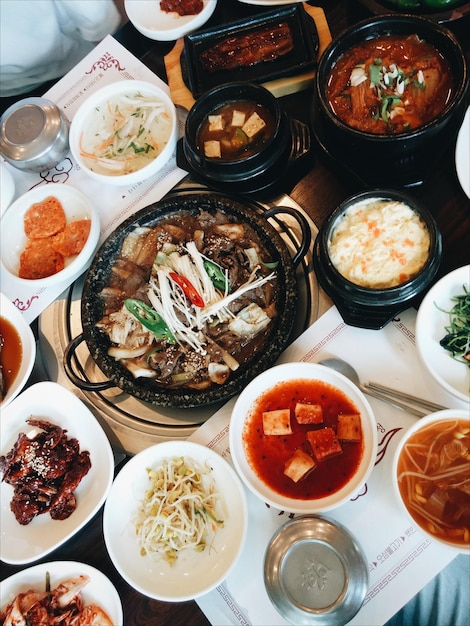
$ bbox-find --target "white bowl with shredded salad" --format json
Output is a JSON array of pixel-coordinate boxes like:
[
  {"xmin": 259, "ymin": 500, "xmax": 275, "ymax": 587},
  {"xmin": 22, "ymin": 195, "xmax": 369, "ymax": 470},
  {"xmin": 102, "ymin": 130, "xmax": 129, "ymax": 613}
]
[
  {"xmin": 103, "ymin": 440, "xmax": 248, "ymax": 601},
  {"xmin": 69, "ymin": 80, "xmax": 178, "ymax": 186}
]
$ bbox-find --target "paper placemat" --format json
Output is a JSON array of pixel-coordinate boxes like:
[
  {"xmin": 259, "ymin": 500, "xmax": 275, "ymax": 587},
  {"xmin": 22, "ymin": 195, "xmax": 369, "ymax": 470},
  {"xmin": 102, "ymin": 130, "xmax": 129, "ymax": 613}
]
[
  {"xmin": 191, "ymin": 305, "xmax": 467, "ymax": 626},
  {"xmin": 0, "ymin": 35, "xmax": 187, "ymax": 324}
]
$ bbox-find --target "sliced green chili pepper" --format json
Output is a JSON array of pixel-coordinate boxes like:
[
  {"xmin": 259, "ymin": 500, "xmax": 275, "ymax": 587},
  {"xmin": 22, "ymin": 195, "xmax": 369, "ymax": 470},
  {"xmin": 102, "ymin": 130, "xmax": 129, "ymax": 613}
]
[
  {"xmin": 203, "ymin": 259, "xmax": 230, "ymax": 293},
  {"xmin": 380, "ymin": 95, "xmax": 402, "ymax": 122},
  {"xmin": 125, "ymin": 298, "xmax": 176, "ymax": 343},
  {"xmin": 169, "ymin": 272, "xmax": 205, "ymax": 307}
]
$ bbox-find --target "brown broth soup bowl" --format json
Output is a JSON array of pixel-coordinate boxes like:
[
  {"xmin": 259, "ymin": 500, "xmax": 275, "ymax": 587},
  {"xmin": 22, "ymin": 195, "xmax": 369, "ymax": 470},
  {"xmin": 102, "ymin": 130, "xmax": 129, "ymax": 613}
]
[
  {"xmin": 392, "ymin": 409, "xmax": 470, "ymax": 552},
  {"xmin": 313, "ymin": 189, "xmax": 442, "ymax": 329},
  {"xmin": 312, "ymin": 14, "xmax": 468, "ymax": 187},
  {"xmin": 177, "ymin": 82, "xmax": 311, "ymax": 198}
]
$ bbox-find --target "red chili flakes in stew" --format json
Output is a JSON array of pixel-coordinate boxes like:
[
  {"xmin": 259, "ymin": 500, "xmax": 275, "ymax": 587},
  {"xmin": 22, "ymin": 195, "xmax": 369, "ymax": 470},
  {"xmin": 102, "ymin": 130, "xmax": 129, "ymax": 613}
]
[
  {"xmin": 242, "ymin": 379, "xmax": 364, "ymax": 500},
  {"xmin": 326, "ymin": 34, "xmax": 453, "ymax": 134}
]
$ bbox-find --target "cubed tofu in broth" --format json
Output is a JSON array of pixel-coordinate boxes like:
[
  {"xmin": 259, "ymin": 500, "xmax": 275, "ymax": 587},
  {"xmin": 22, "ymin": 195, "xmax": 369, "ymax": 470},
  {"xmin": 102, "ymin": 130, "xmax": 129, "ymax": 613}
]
[
  {"xmin": 337, "ymin": 414, "xmax": 362, "ymax": 442},
  {"xmin": 242, "ymin": 112, "xmax": 266, "ymax": 138},
  {"xmin": 208, "ymin": 115, "xmax": 224, "ymax": 131},
  {"xmin": 231, "ymin": 110, "xmax": 246, "ymax": 127},
  {"xmin": 284, "ymin": 448, "xmax": 316, "ymax": 483},
  {"xmin": 295, "ymin": 403, "xmax": 323, "ymax": 424},
  {"xmin": 263, "ymin": 409, "xmax": 292, "ymax": 436},
  {"xmin": 204, "ymin": 140, "xmax": 221, "ymax": 158},
  {"xmin": 307, "ymin": 427, "xmax": 343, "ymax": 462}
]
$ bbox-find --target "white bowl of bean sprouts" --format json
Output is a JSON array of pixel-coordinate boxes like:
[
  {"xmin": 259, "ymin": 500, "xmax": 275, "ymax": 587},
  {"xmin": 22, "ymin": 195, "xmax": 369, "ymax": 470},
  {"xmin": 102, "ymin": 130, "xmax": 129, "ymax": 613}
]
[
  {"xmin": 392, "ymin": 409, "xmax": 470, "ymax": 552},
  {"xmin": 102, "ymin": 440, "xmax": 248, "ymax": 601},
  {"xmin": 69, "ymin": 80, "xmax": 178, "ymax": 186}
]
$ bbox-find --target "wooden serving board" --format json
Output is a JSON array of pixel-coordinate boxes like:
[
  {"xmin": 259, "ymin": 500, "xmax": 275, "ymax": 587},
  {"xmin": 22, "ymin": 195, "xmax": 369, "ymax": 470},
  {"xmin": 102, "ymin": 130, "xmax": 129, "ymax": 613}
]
[{"xmin": 164, "ymin": 4, "xmax": 332, "ymax": 110}]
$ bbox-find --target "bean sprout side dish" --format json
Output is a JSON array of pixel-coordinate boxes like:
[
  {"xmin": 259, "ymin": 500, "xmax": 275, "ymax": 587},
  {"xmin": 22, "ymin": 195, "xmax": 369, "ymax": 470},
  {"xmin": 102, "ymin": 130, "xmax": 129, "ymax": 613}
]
[{"xmin": 134, "ymin": 456, "xmax": 224, "ymax": 565}]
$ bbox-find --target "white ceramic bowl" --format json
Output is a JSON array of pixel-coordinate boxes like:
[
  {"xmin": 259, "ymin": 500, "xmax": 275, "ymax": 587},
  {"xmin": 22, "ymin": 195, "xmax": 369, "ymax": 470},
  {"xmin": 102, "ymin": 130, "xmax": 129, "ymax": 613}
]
[
  {"xmin": 69, "ymin": 80, "xmax": 178, "ymax": 186},
  {"xmin": 103, "ymin": 440, "xmax": 248, "ymax": 602},
  {"xmin": 392, "ymin": 409, "xmax": 470, "ymax": 552},
  {"xmin": 229, "ymin": 362, "xmax": 378, "ymax": 514},
  {"xmin": 416, "ymin": 265, "xmax": 470, "ymax": 404},
  {"xmin": 0, "ymin": 382, "xmax": 114, "ymax": 564},
  {"xmin": 0, "ymin": 293, "xmax": 36, "ymax": 408},
  {"xmin": 0, "ymin": 561, "xmax": 123, "ymax": 624},
  {"xmin": 124, "ymin": 0, "xmax": 217, "ymax": 41},
  {"xmin": 0, "ymin": 183, "xmax": 99, "ymax": 288}
]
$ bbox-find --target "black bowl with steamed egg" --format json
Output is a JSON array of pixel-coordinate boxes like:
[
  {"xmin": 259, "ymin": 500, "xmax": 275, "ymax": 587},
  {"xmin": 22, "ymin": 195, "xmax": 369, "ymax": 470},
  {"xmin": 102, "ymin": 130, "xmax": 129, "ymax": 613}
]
[
  {"xmin": 313, "ymin": 189, "xmax": 442, "ymax": 329},
  {"xmin": 312, "ymin": 14, "xmax": 468, "ymax": 187}
]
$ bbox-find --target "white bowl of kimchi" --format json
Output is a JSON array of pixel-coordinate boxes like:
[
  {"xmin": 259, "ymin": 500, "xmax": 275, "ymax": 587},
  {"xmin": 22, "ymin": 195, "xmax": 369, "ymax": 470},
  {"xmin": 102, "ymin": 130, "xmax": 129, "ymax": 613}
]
[{"xmin": 69, "ymin": 80, "xmax": 178, "ymax": 186}]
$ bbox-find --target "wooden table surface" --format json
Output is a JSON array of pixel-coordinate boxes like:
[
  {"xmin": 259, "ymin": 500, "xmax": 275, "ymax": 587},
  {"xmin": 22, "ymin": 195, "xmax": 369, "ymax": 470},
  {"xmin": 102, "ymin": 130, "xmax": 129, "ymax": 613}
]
[{"xmin": 1, "ymin": 2, "xmax": 469, "ymax": 625}]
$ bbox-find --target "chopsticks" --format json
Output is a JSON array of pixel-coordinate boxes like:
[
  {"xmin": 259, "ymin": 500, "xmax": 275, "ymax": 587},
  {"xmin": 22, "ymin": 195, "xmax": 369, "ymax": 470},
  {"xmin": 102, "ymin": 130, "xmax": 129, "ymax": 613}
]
[{"xmin": 363, "ymin": 381, "xmax": 448, "ymax": 417}]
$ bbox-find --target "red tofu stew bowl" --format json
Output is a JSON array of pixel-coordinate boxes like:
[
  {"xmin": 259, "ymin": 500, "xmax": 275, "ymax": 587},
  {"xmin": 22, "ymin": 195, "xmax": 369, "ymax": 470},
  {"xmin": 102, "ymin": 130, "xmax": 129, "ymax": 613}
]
[{"xmin": 229, "ymin": 362, "xmax": 378, "ymax": 514}]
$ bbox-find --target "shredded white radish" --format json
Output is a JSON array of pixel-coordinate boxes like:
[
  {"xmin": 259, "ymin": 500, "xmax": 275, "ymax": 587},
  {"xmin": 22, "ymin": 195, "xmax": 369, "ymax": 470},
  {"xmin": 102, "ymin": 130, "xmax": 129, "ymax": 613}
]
[
  {"xmin": 134, "ymin": 456, "xmax": 224, "ymax": 565},
  {"xmin": 80, "ymin": 92, "xmax": 172, "ymax": 176}
]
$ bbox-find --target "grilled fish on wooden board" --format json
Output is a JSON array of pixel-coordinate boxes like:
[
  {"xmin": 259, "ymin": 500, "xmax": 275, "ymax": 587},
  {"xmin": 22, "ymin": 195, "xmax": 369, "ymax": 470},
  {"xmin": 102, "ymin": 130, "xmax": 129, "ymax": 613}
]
[{"xmin": 199, "ymin": 22, "xmax": 294, "ymax": 73}]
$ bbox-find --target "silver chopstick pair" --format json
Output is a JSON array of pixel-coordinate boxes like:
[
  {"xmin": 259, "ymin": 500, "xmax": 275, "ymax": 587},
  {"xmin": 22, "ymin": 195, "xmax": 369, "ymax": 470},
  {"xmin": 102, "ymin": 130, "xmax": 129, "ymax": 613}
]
[{"xmin": 363, "ymin": 382, "xmax": 447, "ymax": 418}]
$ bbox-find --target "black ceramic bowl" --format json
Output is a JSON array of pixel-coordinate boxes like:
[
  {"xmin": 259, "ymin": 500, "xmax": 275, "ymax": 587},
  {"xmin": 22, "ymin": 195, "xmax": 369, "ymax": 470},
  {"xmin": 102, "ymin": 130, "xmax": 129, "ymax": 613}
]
[
  {"xmin": 312, "ymin": 14, "xmax": 468, "ymax": 187},
  {"xmin": 177, "ymin": 82, "xmax": 310, "ymax": 198},
  {"xmin": 313, "ymin": 190, "xmax": 442, "ymax": 329}
]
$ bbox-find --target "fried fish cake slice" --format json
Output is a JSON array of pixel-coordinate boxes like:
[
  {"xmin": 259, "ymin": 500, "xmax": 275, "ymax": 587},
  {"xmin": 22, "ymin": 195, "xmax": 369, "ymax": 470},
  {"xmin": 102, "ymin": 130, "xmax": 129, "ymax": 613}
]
[
  {"xmin": 52, "ymin": 219, "xmax": 91, "ymax": 257},
  {"xmin": 24, "ymin": 196, "xmax": 67, "ymax": 239},
  {"xmin": 19, "ymin": 238, "xmax": 65, "ymax": 279}
]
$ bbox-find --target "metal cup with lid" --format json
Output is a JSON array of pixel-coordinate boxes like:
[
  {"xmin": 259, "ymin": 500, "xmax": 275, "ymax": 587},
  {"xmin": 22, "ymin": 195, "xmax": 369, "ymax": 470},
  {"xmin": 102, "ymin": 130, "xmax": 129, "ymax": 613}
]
[{"xmin": 0, "ymin": 97, "xmax": 69, "ymax": 172}]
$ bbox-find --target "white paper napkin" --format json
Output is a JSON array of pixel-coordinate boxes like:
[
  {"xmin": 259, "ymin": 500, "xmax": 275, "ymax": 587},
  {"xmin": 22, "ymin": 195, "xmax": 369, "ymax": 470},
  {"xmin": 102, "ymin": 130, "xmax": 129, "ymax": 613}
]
[{"xmin": 0, "ymin": 35, "xmax": 187, "ymax": 324}]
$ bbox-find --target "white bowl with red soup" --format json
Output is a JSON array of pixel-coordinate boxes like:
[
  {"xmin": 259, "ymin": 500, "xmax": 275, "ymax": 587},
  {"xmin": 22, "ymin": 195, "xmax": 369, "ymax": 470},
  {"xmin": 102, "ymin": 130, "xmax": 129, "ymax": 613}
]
[
  {"xmin": 229, "ymin": 362, "xmax": 378, "ymax": 514},
  {"xmin": 393, "ymin": 410, "xmax": 470, "ymax": 552}
]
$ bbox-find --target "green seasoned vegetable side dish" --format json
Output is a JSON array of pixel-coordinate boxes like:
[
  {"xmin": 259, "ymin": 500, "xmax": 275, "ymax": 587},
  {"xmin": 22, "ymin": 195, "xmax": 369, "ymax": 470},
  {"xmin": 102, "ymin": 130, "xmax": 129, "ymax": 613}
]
[{"xmin": 436, "ymin": 285, "xmax": 470, "ymax": 367}]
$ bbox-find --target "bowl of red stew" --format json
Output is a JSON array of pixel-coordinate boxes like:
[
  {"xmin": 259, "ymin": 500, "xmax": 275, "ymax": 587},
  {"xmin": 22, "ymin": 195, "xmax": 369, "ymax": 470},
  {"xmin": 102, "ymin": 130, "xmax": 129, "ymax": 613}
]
[
  {"xmin": 177, "ymin": 82, "xmax": 311, "ymax": 197},
  {"xmin": 312, "ymin": 14, "xmax": 468, "ymax": 187},
  {"xmin": 229, "ymin": 362, "xmax": 378, "ymax": 514},
  {"xmin": 393, "ymin": 409, "xmax": 470, "ymax": 552}
]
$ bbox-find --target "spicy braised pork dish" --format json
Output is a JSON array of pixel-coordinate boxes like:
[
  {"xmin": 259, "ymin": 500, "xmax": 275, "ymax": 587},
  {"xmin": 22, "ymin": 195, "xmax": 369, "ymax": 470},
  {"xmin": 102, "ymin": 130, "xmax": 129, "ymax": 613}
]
[
  {"xmin": 326, "ymin": 34, "xmax": 453, "ymax": 134},
  {"xmin": 96, "ymin": 209, "xmax": 279, "ymax": 390}
]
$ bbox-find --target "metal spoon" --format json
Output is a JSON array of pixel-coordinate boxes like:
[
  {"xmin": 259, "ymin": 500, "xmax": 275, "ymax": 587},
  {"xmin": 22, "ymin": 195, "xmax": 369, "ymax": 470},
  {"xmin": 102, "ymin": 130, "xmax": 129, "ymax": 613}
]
[{"xmin": 318, "ymin": 357, "xmax": 447, "ymax": 418}]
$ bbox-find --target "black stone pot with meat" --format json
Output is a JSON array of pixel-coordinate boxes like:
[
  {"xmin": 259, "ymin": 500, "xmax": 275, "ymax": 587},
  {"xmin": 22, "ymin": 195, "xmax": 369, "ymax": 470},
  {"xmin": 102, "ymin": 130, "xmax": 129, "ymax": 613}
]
[{"xmin": 64, "ymin": 189, "xmax": 311, "ymax": 408}]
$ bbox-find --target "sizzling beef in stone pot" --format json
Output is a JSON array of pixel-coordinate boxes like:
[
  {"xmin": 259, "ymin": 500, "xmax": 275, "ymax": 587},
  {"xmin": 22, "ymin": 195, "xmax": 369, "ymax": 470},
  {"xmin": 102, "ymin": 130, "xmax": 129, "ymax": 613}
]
[
  {"xmin": 96, "ymin": 208, "xmax": 279, "ymax": 390},
  {"xmin": 69, "ymin": 192, "xmax": 308, "ymax": 407}
]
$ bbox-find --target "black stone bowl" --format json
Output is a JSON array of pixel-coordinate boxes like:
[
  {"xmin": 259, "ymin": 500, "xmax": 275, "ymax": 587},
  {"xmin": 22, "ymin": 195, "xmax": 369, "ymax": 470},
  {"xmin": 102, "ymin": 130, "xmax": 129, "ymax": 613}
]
[
  {"xmin": 312, "ymin": 14, "xmax": 468, "ymax": 188},
  {"xmin": 177, "ymin": 82, "xmax": 311, "ymax": 198},
  {"xmin": 313, "ymin": 189, "xmax": 443, "ymax": 329},
  {"xmin": 64, "ymin": 189, "xmax": 311, "ymax": 408}
]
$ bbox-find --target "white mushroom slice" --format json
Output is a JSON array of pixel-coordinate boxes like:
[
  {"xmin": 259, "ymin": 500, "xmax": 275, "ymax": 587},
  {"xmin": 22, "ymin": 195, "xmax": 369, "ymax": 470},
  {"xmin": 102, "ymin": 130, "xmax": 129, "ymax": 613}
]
[
  {"xmin": 208, "ymin": 114, "xmax": 224, "ymax": 131},
  {"xmin": 204, "ymin": 140, "xmax": 221, "ymax": 158},
  {"xmin": 108, "ymin": 345, "xmax": 150, "ymax": 360},
  {"xmin": 231, "ymin": 110, "xmax": 246, "ymax": 127},
  {"xmin": 122, "ymin": 359, "xmax": 157, "ymax": 379},
  {"xmin": 208, "ymin": 362, "xmax": 230, "ymax": 385},
  {"xmin": 242, "ymin": 112, "xmax": 266, "ymax": 138},
  {"xmin": 228, "ymin": 303, "xmax": 271, "ymax": 339}
]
